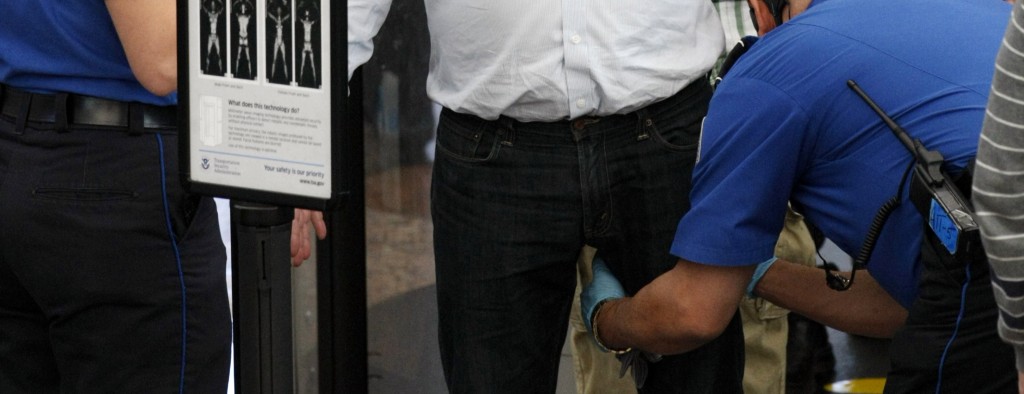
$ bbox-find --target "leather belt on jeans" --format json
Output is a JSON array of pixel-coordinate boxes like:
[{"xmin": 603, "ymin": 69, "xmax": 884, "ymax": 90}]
[{"xmin": 0, "ymin": 83, "xmax": 177, "ymax": 133}]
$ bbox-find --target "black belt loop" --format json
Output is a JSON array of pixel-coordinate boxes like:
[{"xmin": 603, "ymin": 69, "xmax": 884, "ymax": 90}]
[
  {"xmin": 54, "ymin": 93, "xmax": 70, "ymax": 133},
  {"xmin": 14, "ymin": 92, "xmax": 30, "ymax": 135},
  {"xmin": 128, "ymin": 102, "xmax": 144, "ymax": 135}
]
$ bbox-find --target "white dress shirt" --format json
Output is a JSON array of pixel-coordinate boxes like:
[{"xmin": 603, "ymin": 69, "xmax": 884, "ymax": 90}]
[{"xmin": 349, "ymin": 0, "xmax": 725, "ymax": 121}]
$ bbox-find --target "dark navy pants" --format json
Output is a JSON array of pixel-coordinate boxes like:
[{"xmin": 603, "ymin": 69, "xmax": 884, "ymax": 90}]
[
  {"xmin": 884, "ymin": 232, "xmax": 1015, "ymax": 394},
  {"xmin": 0, "ymin": 108, "xmax": 230, "ymax": 393},
  {"xmin": 431, "ymin": 78, "xmax": 745, "ymax": 394}
]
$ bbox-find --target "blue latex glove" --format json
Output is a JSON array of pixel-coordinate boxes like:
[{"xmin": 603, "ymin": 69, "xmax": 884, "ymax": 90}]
[
  {"xmin": 745, "ymin": 257, "xmax": 778, "ymax": 297},
  {"xmin": 617, "ymin": 349, "xmax": 663, "ymax": 389},
  {"xmin": 581, "ymin": 257, "xmax": 663, "ymax": 389},
  {"xmin": 580, "ymin": 257, "xmax": 626, "ymax": 333}
]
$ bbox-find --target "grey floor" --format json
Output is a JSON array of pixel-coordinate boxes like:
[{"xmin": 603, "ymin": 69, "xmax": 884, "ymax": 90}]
[{"xmin": 366, "ymin": 284, "xmax": 577, "ymax": 394}]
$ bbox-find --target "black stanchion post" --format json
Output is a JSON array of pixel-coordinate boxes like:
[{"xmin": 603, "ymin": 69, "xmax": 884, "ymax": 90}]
[
  {"xmin": 317, "ymin": 67, "xmax": 368, "ymax": 393},
  {"xmin": 232, "ymin": 202, "xmax": 295, "ymax": 394}
]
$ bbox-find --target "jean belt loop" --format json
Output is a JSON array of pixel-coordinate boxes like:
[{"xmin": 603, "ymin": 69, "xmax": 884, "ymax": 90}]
[
  {"xmin": 128, "ymin": 102, "xmax": 144, "ymax": 135},
  {"xmin": 54, "ymin": 93, "xmax": 70, "ymax": 133},
  {"xmin": 498, "ymin": 116, "xmax": 515, "ymax": 146},
  {"xmin": 635, "ymin": 107, "xmax": 651, "ymax": 141}
]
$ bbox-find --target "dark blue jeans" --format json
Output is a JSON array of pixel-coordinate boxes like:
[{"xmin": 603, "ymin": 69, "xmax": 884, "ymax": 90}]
[
  {"xmin": 432, "ymin": 79, "xmax": 744, "ymax": 393},
  {"xmin": 0, "ymin": 110, "xmax": 230, "ymax": 393}
]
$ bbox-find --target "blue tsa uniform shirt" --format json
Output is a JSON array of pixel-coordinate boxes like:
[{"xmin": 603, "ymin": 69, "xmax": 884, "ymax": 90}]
[
  {"xmin": 0, "ymin": 0, "xmax": 174, "ymax": 105},
  {"xmin": 671, "ymin": 0, "xmax": 1009, "ymax": 307}
]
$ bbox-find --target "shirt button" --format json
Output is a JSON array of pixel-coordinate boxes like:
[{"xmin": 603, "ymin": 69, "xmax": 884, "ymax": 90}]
[
  {"xmin": 571, "ymin": 34, "xmax": 582, "ymax": 44},
  {"xmin": 576, "ymin": 98, "xmax": 586, "ymax": 108}
]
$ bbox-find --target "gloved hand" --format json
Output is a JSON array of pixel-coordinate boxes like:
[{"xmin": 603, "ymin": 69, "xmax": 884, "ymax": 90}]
[
  {"xmin": 617, "ymin": 349, "xmax": 663, "ymax": 389},
  {"xmin": 580, "ymin": 257, "xmax": 663, "ymax": 389},
  {"xmin": 580, "ymin": 257, "xmax": 626, "ymax": 332}
]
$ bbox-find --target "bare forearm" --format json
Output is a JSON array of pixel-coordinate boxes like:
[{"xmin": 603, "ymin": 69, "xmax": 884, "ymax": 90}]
[
  {"xmin": 595, "ymin": 260, "xmax": 751, "ymax": 354},
  {"xmin": 755, "ymin": 261, "xmax": 906, "ymax": 338},
  {"xmin": 106, "ymin": 0, "xmax": 178, "ymax": 96},
  {"xmin": 597, "ymin": 290, "xmax": 714, "ymax": 354}
]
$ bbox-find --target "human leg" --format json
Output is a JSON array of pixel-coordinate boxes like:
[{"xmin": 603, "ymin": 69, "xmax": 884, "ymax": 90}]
[
  {"xmin": 591, "ymin": 79, "xmax": 745, "ymax": 393},
  {"xmin": 570, "ymin": 246, "xmax": 638, "ymax": 393},
  {"xmin": 0, "ymin": 118, "xmax": 230, "ymax": 393},
  {"xmin": 884, "ymin": 239, "xmax": 1014, "ymax": 393},
  {"xmin": 743, "ymin": 208, "xmax": 818, "ymax": 394},
  {"xmin": 740, "ymin": 297, "xmax": 789, "ymax": 394},
  {"xmin": 432, "ymin": 109, "xmax": 585, "ymax": 393},
  {"xmin": 0, "ymin": 232, "xmax": 59, "ymax": 393}
]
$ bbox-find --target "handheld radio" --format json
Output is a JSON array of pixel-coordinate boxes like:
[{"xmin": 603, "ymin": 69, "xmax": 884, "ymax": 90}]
[{"xmin": 847, "ymin": 80, "xmax": 981, "ymax": 261}]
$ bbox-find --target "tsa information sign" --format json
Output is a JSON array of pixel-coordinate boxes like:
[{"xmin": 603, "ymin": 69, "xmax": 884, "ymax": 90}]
[{"xmin": 184, "ymin": 0, "xmax": 332, "ymax": 201}]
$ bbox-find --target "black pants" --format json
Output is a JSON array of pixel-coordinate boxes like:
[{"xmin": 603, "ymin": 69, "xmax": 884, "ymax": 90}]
[
  {"xmin": 884, "ymin": 233, "xmax": 1015, "ymax": 393},
  {"xmin": 432, "ymin": 79, "xmax": 744, "ymax": 394},
  {"xmin": 0, "ymin": 98, "xmax": 231, "ymax": 393}
]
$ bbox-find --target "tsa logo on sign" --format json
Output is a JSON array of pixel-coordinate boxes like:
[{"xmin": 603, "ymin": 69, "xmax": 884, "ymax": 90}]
[{"xmin": 201, "ymin": 157, "xmax": 211, "ymax": 170}]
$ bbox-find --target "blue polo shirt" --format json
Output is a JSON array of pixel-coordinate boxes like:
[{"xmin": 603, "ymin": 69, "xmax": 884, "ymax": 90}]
[
  {"xmin": 672, "ymin": 0, "xmax": 1010, "ymax": 307},
  {"xmin": 0, "ymin": 0, "xmax": 174, "ymax": 105}
]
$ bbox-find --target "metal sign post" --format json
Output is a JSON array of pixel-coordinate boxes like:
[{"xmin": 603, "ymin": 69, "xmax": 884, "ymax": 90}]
[{"xmin": 231, "ymin": 202, "xmax": 294, "ymax": 393}]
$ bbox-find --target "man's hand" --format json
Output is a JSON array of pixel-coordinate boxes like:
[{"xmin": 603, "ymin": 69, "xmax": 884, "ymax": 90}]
[{"xmin": 291, "ymin": 208, "xmax": 326, "ymax": 266}]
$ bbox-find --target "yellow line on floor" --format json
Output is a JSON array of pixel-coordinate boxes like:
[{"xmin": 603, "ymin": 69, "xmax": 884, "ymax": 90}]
[{"xmin": 825, "ymin": 377, "xmax": 886, "ymax": 393}]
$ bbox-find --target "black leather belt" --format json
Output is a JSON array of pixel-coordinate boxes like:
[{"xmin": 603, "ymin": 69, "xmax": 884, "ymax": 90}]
[{"xmin": 0, "ymin": 83, "xmax": 177, "ymax": 133}]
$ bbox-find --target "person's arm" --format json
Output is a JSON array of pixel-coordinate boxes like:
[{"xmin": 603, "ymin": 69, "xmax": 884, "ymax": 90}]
[
  {"xmin": 593, "ymin": 259, "xmax": 753, "ymax": 355},
  {"xmin": 754, "ymin": 260, "xmax": 907, "ymax": 338},
  {"xmin": 105, "ymin": 0, "xmax": 178, "ymax": 96},
  {"xmin": 591, "ymin": 255, "xmax": 908, "ymax": 355},
  {"xmin": 348, "ymin": 0, "xmax": 394, "ymax": 82},
  {"xmin": 974, "ymin": 2, "xmax": 1024, "ymax": 390}
]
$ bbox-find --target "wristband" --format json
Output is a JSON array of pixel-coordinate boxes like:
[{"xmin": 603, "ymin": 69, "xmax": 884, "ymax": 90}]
[
  {"xmin": 591, "ymin": 299, "xmax": 632, "ymax": 354},
  {"xmin": 745, "ymin": 257, "xmax": 778, "ymax": 297}
]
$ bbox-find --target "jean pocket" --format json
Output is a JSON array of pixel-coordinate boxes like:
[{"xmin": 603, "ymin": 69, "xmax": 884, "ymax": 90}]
[
  {"xmin": 646, "ymin": 116, "xmax": 702, "ymax": 151},
  {"xmin": 435, "ymin": 115, "xmax": 503, "ymax": 163}
]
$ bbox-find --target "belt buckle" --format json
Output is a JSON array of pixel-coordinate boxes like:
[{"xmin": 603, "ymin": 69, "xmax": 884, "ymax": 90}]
[{"xmin": 73, "ymin": 96, "xmax": 128, "ymax": 129}]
